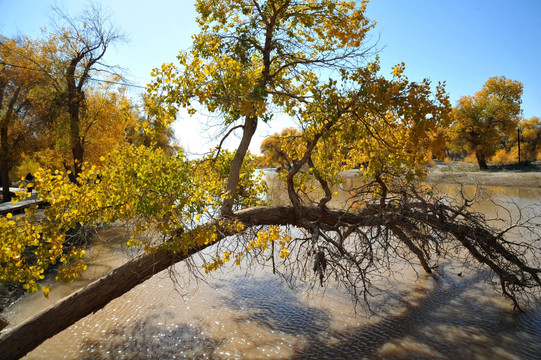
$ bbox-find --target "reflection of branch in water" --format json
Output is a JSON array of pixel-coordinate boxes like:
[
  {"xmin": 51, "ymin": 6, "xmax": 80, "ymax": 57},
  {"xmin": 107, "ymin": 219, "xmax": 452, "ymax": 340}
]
[
  {"xmin": 217, "ymin": 276, "xmax": 332, "ymax": 339},
  {"xmin": 211, "ymin": 267, "xmax": 541, "ymax": 359}
]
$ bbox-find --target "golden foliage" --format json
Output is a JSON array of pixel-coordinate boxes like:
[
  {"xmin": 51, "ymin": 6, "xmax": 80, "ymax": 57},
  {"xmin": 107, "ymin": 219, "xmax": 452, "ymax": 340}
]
[
  {"xmin": 0, "ymin": 145, "xmax": 266, "ymax": 291},
  {"xmin": 448, "ymin": 76, "xmax": 523, "ymax": 168}
]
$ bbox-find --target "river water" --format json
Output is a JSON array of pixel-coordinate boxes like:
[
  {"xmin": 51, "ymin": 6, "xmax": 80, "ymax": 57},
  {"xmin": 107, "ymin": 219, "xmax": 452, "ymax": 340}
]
[{"xmin": 3, "ymin": 178, "xmax": 541, "ymax": 359}]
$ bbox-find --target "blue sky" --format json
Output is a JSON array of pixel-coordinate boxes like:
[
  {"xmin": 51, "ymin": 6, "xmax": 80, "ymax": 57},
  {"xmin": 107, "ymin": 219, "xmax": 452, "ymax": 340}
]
[{"xmin": 1, "ymin": 0, "xmax": 540, "ymax": 155}]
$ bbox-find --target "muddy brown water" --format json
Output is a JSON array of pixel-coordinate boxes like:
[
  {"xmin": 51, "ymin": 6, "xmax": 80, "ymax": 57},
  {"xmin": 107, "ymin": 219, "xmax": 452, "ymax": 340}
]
[{"xmin": 2, "ymin": 175, "xmax": 541, "ymax": 359}]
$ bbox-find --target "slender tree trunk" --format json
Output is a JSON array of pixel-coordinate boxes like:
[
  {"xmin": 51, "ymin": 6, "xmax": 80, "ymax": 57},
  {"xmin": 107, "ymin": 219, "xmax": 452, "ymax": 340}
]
[
  {"xmin": 68, "ymin": 94, "xmax": 84, "ymax": 178},
  {"xmin": 220, "ymin": 7, "xmax": 274, "ymax": 216},
  {"xmin": 66, "ymin": 59, "xmax": 85, "ymax": 179},
  {"xmin": 0, "ymin": 87, "xmax": 20, "ymax": 202},
  {"xmin": 475, "ymin": 151, "xmax": 488, "ymax": 170},
  {"xmin": 0, "ymin": 125, "xmax": 11, "ymax": 203},
  {"xmin": 517, "ymin": 127, "xmax": 521, "ymax": 165},
  {"xmin": 220, "ymin": 116, "xmax": 257, "ymax": 216}
]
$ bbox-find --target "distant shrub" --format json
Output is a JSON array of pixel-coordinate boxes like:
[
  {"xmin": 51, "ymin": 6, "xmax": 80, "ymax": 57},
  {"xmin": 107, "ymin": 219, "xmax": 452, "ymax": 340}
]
[
  {"xmin": 490, "ymin": 149, "xmax": 517, "ymax": 164},
  {"xmin": 443, "ymin": 157, "xmax": 454, "ymax": 164},
  {"xmin": 463, "ymin": 153, "xmax": 477, "ymax": 164}
]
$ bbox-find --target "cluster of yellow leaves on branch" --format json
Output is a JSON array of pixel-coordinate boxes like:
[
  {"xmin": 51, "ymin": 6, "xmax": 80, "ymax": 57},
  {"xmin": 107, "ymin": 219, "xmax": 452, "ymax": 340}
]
[
  {"xmin": 149, "ymin": 42, "xmax": 268, "ymax": 125},
  {"xmin": 0, "ymin": 144, "xmax": 267, "ymax": 294},
  {"xmin": 0, "ymin": 208, "xmax": 66, "ymax": 295},
  {"xmin": 248, "ymin": 226, "xmax": 291, "ymax": 258},
  {"xmin": 201, "ymin": 225, "xmax": 291, "ymax": 274}
]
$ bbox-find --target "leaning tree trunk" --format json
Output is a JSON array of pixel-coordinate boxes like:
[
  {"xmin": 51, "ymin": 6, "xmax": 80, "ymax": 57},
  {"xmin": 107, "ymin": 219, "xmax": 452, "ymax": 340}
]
[
  {"xmin": 0, "ymin": 205, "xmax": 358, "ymax": 359},
  {"xmin": 0, "ymin": 206, "xmax": 300, "ymax": 360},
  {"xmin": 0, "ymin": 243, "xmax": 210, "ymax": 360}
]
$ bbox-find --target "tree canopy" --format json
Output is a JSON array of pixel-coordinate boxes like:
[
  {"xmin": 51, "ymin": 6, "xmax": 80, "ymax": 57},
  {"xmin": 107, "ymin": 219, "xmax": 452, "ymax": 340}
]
[
  {"xmin": 518, "ymin": 116, "xmax": 541, "ymax": 163},
  {"xmin": 0, "ymin": 35, "xmax": 49, "ymax": 202},
  {"xmin": 0, "ymin": 3, "xmax": 147, "ymax": 203},
  {"xmin": 1, "ymin": 1, "xmax": 541, "ymax": 358},
  {"xmin": 448, "ymin": 76, "xmax": 523, "ymax": 169},
  {"xmin": 44, "ymin": 3, "xmax": 125, "ymax": 177}
]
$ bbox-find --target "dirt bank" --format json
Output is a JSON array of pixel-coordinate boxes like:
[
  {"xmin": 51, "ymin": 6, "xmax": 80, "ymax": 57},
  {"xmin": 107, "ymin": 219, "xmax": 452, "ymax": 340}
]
[
  {"xmin": 426, "ymin": 170, "xmax": 541, "ymax": 188},
  {"xmin": 340, "ymin": 168, "xmax": 541, "ymax": 188}
]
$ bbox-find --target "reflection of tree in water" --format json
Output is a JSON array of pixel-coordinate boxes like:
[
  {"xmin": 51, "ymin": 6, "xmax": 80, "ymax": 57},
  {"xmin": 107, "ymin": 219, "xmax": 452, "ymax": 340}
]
[
  {"xmin": 290, "ymin": 266, "xmax": 541, "ymax": 360},
  {"xmin": 79, "ymin": 312, "xmax": 222, "ymax": 360},
  {"xmin": 77, "ymin": 276, "xmax": 332, "ymax": 359}
]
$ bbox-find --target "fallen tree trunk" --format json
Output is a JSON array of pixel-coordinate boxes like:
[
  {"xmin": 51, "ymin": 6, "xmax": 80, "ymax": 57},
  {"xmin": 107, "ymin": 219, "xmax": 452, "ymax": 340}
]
[
  {"xmin": 0, "ymin": 206, "xmax": 327, "ymax": 359},
  {"xmin": 1, "ymin": 203, "xmax": 539, "ymax": 359}
]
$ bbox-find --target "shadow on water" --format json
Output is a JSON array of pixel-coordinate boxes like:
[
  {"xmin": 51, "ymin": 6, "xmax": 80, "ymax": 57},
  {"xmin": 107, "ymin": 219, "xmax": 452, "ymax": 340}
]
[
  {"xmin": 75, "ymin": 266, "xmax": 541, "ymax": 359},
  {"xmin": 290, "ymin": 267, "xmax": 541, "ymax": 360},
  {"xmin": 215, "ymin": 276, "xmax": 332, "ymax": 339}
]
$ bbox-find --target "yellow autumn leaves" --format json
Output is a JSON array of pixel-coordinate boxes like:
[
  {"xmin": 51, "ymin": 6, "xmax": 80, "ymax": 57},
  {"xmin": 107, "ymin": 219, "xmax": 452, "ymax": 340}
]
[
  {"xmin": 202, "ymin": 225, "xmax": 292, "ymax": 274},
  {"xmin": 1, "ymin": 144, "xmax": 268, "ymax": 294}
]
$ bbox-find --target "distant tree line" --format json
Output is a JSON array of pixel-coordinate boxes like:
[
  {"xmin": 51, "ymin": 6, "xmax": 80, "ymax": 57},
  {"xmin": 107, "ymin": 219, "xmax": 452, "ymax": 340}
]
[
  {"xmin": 260, "ymin": 76, "xmax": 539, "ymax": 170},
  {"xmin": 0, "ymin": 4, "xmax": 175, "ymax": 202}
]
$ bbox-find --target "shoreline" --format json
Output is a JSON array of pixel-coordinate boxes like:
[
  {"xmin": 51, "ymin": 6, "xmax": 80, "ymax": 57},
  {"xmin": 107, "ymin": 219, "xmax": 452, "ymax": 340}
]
[
  {"xmin": 339, "ymin": 168, "xmax": 541, "ymax": 188},
  {"xmin": 425, "ymin": 170, "xmax": 541, "ymax": 188}
]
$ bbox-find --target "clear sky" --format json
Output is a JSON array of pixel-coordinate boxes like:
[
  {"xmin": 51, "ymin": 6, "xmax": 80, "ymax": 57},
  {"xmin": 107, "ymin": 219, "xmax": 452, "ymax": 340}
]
[{"xmin": 1, "ymin": 0, "xmax": 540, "ymax": 155}]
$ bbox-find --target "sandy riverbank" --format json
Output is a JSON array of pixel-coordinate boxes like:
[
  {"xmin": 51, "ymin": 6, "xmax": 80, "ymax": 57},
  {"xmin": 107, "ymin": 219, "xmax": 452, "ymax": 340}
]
[
  {"xmin": 340, "ymin": 168, "xmax": 541, "ymax": 188},
  {"xmin": 425, "ymin": 169, "xmax": 541, "ymax": 188}
]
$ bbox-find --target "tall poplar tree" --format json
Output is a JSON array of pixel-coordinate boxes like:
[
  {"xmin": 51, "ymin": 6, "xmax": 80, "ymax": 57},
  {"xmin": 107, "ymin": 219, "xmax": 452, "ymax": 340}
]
[{"xmin": 449, "ymin": 76, "xmax": 523, "ymax": 169}]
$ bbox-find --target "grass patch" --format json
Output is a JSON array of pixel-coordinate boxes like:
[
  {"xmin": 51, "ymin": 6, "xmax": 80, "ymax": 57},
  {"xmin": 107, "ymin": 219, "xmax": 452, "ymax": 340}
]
[
  {"xmin": 433, "ymin": 161, "xmax": 541, "ymax": 173},
  {"xmin": 437, "ymin": 164, "xmax": 479, "ymax": 172},
  {"xmin": 484, "ymin": 162, "xmax": 541, "ymax": 173}
]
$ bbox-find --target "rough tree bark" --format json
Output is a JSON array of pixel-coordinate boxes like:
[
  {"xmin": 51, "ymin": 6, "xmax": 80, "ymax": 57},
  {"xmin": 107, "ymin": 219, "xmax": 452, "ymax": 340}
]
[
  {"xmin": 0, "ymin": 236, "xmax": 211, "ymax": 360},
  {"xmin": 0, "ymin": 87, "xmax": 22, "ymax": 203},
  {"xmin": 66, "ymin": 58, "xmax": 86, "ymax": 178},
  {"xmin": 475, "ymin": 150, "xmax": 488, "ymax": 170},
  {"xmin": 220, "ymin": 116, "xmax": 257, "ymax": 216}
]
